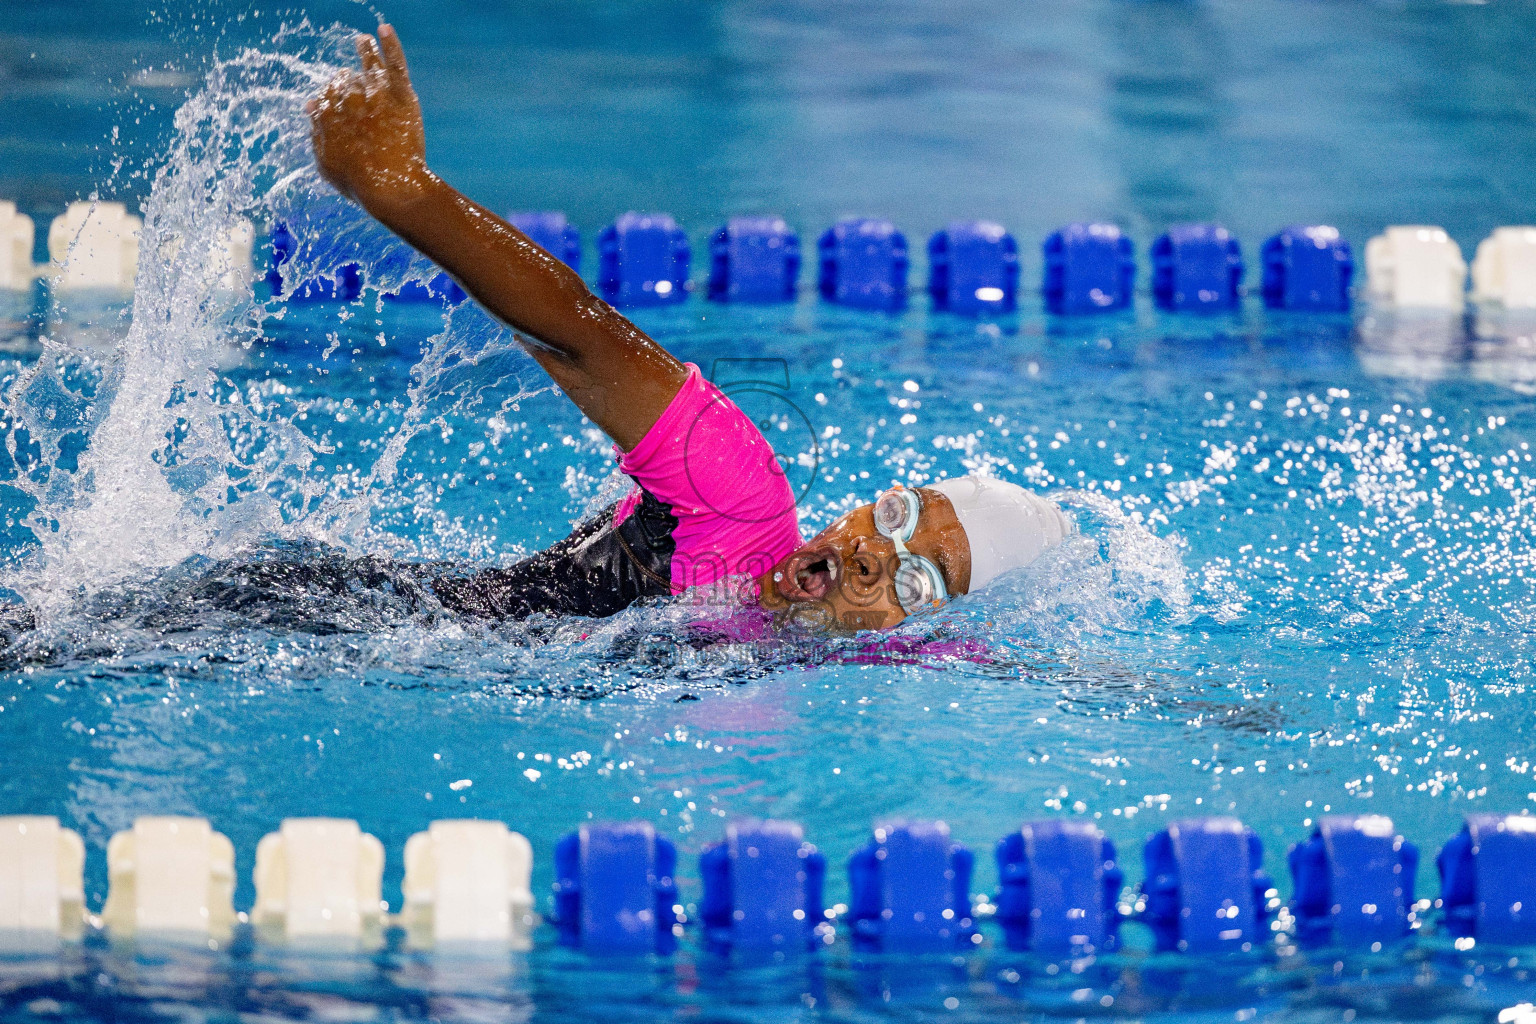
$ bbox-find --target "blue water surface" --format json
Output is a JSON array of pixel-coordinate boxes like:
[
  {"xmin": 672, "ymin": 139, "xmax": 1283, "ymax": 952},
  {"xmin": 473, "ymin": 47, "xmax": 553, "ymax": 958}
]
[{"xmin": 2, "ymin": 1, "xmax": 1536, "ymax": 1021}]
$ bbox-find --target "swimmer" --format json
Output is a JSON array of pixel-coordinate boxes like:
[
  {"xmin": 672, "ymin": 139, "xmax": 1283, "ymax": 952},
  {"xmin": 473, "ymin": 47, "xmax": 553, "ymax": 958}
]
[{"xmin": 308, "ymin": 25, "xmax": 1073, "ymax": 632}]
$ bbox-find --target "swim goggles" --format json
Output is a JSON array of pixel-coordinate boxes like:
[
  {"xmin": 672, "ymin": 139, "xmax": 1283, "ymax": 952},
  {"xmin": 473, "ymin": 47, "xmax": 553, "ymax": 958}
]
[{"xmin": 873, "ymin": 487, "xmax": 950, "ymax": 615}]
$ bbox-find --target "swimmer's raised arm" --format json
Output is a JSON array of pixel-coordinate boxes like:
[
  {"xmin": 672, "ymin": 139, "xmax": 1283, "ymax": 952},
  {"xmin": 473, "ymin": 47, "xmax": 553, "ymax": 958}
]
[{"xmin": 306, "ymin": 25, "xmax": 687, "ymax": 451}]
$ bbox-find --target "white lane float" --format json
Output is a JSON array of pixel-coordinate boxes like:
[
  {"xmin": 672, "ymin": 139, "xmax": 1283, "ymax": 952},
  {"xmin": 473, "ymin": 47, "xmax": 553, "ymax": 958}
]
[
  {"xmin": 0, "ymin": 816, "xmax": 85, "ymax": 949},
  {"xmin": 1472, "ymin": 226, "xmax": 1536, "ymax": 309},
  {"xmin": 0, "ymin": 203, "xmax": 35, "ymax": 291},
  {"xmin": 100, "ymin": 816, "xmax": 236, "ymax": 940},
  {"xmin": 401, "ymin": 819, "xmax": 536, "ymax": 950},
  {"xmin": 1365, "ymin": 225, "xmax": 1467, "ymax": 309},
  {"xmin": 253, "ymin": 817, "xmax": 386, "ymax": 946},
  {"xmin": 47, "ymin": 201, "xmax": 142, "ymax": 292}
]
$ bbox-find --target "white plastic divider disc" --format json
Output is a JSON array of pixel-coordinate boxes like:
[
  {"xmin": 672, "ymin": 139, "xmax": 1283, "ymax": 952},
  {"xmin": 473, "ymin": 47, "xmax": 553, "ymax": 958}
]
[
  {"xmin": 0, "ymin": 203, "xmax": 35, "ymax": 291},
  {"xmin": 431, "ymin": 820, "xmax": 513, "ymax": 944},
  {"xmin": 283, "ymin": 818, "xmax": 369, "ymax": 938},
  {"xmin": 218, "ymin": 220, "xmax": 255, "ymax": 291},
  {"xmin": 0, "ymin": 817, "xmax": 61, "ymax": 933},
  {"xmin": 1369, "ymin": 226, "xmax": 1465, "ymax": 309},
  {"xmin": 134, "ymin": 817, "xmax": 215, "ymax": 934},
  {"xmin": 48, "ymin": 201, "xmax": 141, "ymax": 291},
  {"xmin": 1475, "ymin": 227, "xmax": 1536, "ymax": 308},
  {"xmin": 1499, "ymin": 228, "xmax": 1536, "ymax": 307}
]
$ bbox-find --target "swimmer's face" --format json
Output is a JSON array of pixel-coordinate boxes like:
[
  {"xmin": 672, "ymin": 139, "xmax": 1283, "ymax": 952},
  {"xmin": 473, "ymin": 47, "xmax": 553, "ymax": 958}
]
[{"xmin": 756, "ymin": 486, "xmax": 972, "ymax": 632}]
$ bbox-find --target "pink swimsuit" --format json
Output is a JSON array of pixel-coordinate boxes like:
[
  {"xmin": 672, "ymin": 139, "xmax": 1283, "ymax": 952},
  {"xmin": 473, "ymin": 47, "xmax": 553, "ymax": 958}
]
[
  {"xmin": 432, "ymin": 363, "xmax": 803, "ymax": 620},
  {"xmin": 432, "ymin": 366, "xmax": 997, "ymax": 667},
  {"xmin": 615, "ymin": 363, "xmax": 804, "ymax": 592}
]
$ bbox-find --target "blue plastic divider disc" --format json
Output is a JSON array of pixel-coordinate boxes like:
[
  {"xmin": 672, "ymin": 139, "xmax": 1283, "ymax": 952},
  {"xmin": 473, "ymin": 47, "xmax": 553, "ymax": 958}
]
[
  {"xmin": 1319, "ymin": 815, "xmax": 1406, "ymax": 941},
  {"xmin": 580, "ymin": 822, "xmax": 656, "ymax": 952},
  {"xmin": 1168, "ymin": 817, "xmax": 1254, "ymax": 952},
  {"xmin": 727, "ymin": 820, "xmax": 807, "ymax": 950},
  {"xmin": 1022, "ymin": 820, "xmax": 1106, "ymax": 953},
  {"xmin": 1468, "ymin": 813, "xmax": 1536, "ymax": 944},
  {"xmin": 877, "ymin": 821, "xmax": 952, "ymax": 950}
]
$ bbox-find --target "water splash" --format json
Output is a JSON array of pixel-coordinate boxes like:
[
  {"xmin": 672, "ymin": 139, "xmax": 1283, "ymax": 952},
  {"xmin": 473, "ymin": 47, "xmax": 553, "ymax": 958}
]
[
  {"xmin": 0, "ymin": 25, "xmax": 535, "ymax": 622},
  {"xmin": 957, "ymin": 489, "xmax": 1192, "ymax": 643},
  {"xmin": 0, "ymin": 21, "xmax": 1193, "ymax": 692}
]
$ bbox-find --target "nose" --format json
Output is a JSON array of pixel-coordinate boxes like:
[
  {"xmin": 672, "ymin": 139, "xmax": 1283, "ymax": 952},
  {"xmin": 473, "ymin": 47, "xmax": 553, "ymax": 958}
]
[{"xmin": 854, "ymin": 533, "xmax": 893, "ymax": 557}]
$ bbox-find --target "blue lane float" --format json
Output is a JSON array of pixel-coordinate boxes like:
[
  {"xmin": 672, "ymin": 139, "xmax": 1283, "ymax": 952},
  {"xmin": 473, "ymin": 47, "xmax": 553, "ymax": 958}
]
[
  {"xmin": 846, "ymin": 821, "xmax": 974, "ymax": 952},
  {"xmin": 994, "ymin": 820, "xmax": 1122, "ymax": 955},
  {"xmin": 10, "ymin": 811, "xmax": 1536, "ymax": 957},
  {"xmin": 1262, "ymin": 225, "xmax": 1353, "ymax": 312},
  {"xmin": 268, "ymin": 221, "xmax": 463, "ymax": 304},
  {"xmin": 699, "ymin": 819, "xmax": 826, "ymax": 954},
  {"xmin": 598, "ymin": 212, "xmax": 690, "ymax": 307},
  {"xmin": 1141, "ymin": 817, "xmax": 1273, "ymax": 953},
  {"xmin": 507, "ymin": 210, "xmax": 581, "ymax": 272},
  {"xmin": 1042, "ymin": 222, "xmax": 1136, "ymax": 315},
  {"xmin": 927, "ymin": 220, "xmax": 1018, "ymax": 315},
  {"xmin": 552, "ymin": 821, "xmax": 678, "ymax": 954},
  {"xmin": 249, "ymin": 213, "xmax": 1536, "ymax": 317},
  {"xmin": 1152, "ymin": 222, "xmax": 1245, "ymax": 312},
  {"xmin": 266, "ymin": 221, "xmax": 361, "ymax": 302},
  {"xmin": 818, "ymin": 218, "xmax": 909, "ymax": 311},
  {"xmin": 1288, "ymin": 815, "xmax": 1417, "ymax": 947},
  {"xmin": 707, "ymin": 216, "xmax": 800, "ymax": 303},
  {"xmin": 381, "ymin": 273, "xmax": 466, "ymax": 305},
  {"xmin": 1437, "ymin": 813, "xmax": 1536, "ymax": 945}
]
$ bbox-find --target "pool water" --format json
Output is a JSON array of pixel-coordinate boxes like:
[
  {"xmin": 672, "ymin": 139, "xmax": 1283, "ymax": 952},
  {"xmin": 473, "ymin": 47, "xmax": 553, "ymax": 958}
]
[{"xmin": 3, "ymin": 1, "xmax": 1536, "ymax": 1021}]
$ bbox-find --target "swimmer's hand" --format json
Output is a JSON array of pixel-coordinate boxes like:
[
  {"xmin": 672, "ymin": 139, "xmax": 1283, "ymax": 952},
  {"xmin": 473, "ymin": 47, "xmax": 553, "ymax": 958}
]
[
  {"xmin": 304, "ymin": 24, "xmax": 689, "ymax": 452},
  {"xmin": 307, "ymin": 25, "xmax": 433, "ymax": 217}
]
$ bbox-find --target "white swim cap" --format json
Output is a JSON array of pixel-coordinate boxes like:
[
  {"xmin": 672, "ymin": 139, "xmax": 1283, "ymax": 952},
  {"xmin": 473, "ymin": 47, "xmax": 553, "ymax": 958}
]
[{"xmin": 928, "ymin": 475, "xmax": 1073, "ymax": 592}]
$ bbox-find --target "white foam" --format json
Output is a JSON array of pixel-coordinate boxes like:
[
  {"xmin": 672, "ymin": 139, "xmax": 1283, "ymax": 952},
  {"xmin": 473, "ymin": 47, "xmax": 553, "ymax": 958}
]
[
  {"xmin": 0, "ymin": 36, "xmax": 539, "ymax": 620},
  {"xmin": 961, "ymin": 489, "xmax": 1191, "ymax": 641}
]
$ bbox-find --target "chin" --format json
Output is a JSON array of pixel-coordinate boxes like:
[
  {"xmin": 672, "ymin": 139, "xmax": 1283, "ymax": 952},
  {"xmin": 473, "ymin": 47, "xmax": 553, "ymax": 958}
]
[
  {"xmin": 770, "ymin": 600, "xmax": 901, "ymax": 634},
  {"xmin": 840, "ymin": 611, "xmax": 903, "ymax": 632}
]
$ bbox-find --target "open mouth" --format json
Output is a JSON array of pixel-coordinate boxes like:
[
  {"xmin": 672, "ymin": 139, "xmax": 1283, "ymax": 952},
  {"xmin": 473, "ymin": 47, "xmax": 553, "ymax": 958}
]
[{"xmin": 775, "ymin": 547, "xmax": 839, "ymax": 602}]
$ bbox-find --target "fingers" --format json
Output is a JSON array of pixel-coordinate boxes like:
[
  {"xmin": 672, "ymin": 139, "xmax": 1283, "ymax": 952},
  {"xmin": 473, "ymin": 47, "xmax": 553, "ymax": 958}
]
[
  {"xmin": 307, "ymin": 70, "xmax": 355, "ymax": 141},
  {"xmin": 315, "ymin": 70, "xmax": 351, "ymax": 113},
  {"xmin": 376, "ymin": 23, "xmax": 414, "ymax": 100},
  {"xmin": 356, "ymin": 34, "xmax": 387, "ymax": 95},
  {"xmin": 314, "ymin": 24, "xmax": 402, "ymax": 117},
  {"xmin": 320, "ymin": 68, "xmax": 368, "ymax": 108}
]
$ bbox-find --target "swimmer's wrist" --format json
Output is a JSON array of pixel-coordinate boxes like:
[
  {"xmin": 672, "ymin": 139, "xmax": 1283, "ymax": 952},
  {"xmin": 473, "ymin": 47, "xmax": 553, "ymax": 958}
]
[{"xmin": 359, "ymin": 166, "xmax": 448, "ymax": 226}]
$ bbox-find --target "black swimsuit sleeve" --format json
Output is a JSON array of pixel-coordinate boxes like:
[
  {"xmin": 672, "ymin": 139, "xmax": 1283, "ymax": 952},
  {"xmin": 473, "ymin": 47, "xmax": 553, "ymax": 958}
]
[{"xmin": 430, "ymin": 489, "xmax": 678, "ymax": 620}]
